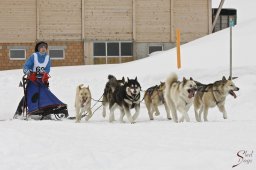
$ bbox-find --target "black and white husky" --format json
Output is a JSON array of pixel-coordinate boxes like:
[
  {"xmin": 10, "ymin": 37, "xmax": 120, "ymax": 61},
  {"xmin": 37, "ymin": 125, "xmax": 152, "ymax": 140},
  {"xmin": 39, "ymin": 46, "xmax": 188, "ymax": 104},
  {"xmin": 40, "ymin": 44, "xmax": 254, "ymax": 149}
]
[
  {"xmin": 109, "ymin": 77, "xmax": 141, "ymax": 123},
  {"xmin": 102, "ymin": 75, "xmax": 125, "ymax": 118}
]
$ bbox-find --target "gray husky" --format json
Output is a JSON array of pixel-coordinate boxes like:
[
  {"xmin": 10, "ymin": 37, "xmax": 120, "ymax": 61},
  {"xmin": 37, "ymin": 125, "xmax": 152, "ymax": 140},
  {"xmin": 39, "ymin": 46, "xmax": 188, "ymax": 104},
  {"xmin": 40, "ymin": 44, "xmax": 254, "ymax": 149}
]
[
  {"xmin": 164, "ymin": 73, "xmax": 197, "ymax": 123},
  {"xmin": 144, "ymin": 82, "xmax": 171, "ymax": 120},
  {"xmin": 109, "ymin": 77, "xmax": 141, "ymax": 123},
  {"xmin": 194, "ymin": 76, "xmax": 239, "ymax": 122}
]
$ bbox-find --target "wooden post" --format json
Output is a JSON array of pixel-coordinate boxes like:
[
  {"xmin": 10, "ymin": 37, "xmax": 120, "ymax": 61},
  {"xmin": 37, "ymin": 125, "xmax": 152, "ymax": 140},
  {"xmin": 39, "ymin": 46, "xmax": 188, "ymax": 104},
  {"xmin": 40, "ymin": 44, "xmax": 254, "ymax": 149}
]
[{"xmin": 176, "ymin": 29, "xmax": 181, "ymax": 69}]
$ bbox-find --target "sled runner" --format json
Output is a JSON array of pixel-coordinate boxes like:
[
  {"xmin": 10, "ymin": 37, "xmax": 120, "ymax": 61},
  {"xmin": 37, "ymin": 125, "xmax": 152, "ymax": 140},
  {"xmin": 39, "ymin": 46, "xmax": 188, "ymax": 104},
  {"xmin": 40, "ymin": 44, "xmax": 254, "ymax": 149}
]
[{"xmin": 20, "ymin": 74, "xmax": 69, "ymax": 120}]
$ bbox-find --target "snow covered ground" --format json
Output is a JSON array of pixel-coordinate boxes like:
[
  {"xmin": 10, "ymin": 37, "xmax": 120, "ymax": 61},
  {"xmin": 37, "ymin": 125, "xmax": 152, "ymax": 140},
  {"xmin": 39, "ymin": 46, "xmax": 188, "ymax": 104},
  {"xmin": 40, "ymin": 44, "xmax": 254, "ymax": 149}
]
[{"xmin": 1, "ymin": 1, "xmax": 256, "ymax": 170}]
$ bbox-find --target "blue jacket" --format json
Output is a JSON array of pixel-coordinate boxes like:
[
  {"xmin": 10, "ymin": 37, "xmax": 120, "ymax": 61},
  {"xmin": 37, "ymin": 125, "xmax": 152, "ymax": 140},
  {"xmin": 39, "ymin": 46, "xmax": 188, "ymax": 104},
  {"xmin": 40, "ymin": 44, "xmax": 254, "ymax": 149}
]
[{"xmin": 23, "ymin": 52, "xmax": 51, "ymax": 77}]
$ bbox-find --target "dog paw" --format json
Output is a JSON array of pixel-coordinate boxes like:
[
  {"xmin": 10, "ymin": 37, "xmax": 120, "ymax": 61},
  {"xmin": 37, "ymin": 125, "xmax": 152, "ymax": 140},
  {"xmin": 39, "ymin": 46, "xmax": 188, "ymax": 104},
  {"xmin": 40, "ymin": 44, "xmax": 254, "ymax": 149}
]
[
  {"xmin": 131, "ymin": 122, "xmax": 136, "ymax": 124},
  {"xmin": 150, "ymin": 118, "xmax": 154, "ymax": 120},
  {"xmin": 155, "ymin": 112, "xmax": 160, "ymax": 116},
  {"xmin": 167, "ymin": 117, "xmax": 172, "ymax": 120},
  {"xmin": 102, "ymin": 113, "xmax": 106, "ymax": 118}
]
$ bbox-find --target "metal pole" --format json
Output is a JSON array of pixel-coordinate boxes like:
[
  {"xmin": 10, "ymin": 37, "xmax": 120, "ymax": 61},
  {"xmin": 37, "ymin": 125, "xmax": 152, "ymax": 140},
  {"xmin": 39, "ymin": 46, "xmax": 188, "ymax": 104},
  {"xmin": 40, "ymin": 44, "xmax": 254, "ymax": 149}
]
[
  {"xmin": 211, "ymin": 0, "xmax": 225, "ymax": 33},
  {"xmin": 230, "ymin": 26, "xmax": 232, "ymax": 78}
]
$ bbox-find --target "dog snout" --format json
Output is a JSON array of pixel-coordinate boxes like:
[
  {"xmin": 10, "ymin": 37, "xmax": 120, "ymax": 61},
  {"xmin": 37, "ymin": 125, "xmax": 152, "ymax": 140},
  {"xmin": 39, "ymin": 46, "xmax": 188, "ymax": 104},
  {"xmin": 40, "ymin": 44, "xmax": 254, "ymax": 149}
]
[
  {"xmin": 236, "ymin": 87, "xmax": 240, "ymax": 91},
  {"xmin": 83, "ymin": 96, "xmax": 88, "ymax": 101}
]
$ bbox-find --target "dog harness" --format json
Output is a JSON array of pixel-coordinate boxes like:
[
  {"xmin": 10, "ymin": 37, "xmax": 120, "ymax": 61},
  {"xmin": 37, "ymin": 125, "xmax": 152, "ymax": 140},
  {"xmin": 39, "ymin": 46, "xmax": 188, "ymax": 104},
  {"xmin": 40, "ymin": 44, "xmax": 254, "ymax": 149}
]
[
  {"xmin": 145, "ymin": 85, "xmax": 165, "ymax": 104},
  {"xmin": 33, "ymin": 53, "xmax": 49, "ymax": 75},
  {"xmin": 212, "ymin": 88, "xmax": 225, "ymax": 105},
  {"xmin": 125, "ymin": 93, "xmax": 140, "ymax": 108}
]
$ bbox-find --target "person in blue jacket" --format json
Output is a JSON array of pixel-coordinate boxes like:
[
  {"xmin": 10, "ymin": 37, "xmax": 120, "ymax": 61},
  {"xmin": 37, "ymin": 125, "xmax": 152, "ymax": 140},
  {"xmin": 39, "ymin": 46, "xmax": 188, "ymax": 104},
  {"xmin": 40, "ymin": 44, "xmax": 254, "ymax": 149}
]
[{"xmin": 14, "ymin": 41, "xmax": 51, "ymax": 118}]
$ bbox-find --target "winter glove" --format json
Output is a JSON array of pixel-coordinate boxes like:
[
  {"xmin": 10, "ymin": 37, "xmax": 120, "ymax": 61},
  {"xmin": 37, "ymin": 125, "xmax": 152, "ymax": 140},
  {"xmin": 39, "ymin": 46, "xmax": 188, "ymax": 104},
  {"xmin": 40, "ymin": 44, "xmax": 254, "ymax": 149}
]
[
  {"xmin": 42, "ymin": 72, "xmax": 50, "ymax": 84},
  {"xmin": 28, "ymin": 72, "xmax": 37, "ymax": 82}
]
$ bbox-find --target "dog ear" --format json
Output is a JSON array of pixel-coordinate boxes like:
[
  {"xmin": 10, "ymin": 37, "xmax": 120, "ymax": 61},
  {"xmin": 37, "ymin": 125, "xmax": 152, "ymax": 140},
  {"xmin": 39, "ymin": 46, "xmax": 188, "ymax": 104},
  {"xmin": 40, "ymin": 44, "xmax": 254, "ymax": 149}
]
[
  {"xmin": 78, "ymin": 84, "xmax": 84, "ymax": 90},
  {"xmin": 190, "ymin": 77, "xmax": 193, "ymax": 80},
  {"xmin": 122, "ymin": 77, "xmax": 125, "ymax": 82},
  {"xmin": 222, "ymin": 76, "xmax": 226, "ymax": 81},
  {"xmin": 135, "ymin": 77, "xmax": 137, "ymax": 81},
  {"xmin": 182, "ymin": 77, "xmax": 187, "ymax": 86},
  {"xmin": 127, "ymin": 77, "xmax": 130, "ymax": 81},
  {"xmin": 86, "ymin": 85, "xmax": 89, "ymax": 89}
]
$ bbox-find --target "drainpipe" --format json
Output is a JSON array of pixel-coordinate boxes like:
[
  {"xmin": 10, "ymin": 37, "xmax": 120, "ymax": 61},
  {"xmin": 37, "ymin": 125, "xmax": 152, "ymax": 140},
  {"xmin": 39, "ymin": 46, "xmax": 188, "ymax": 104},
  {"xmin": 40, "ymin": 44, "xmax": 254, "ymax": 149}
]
[
  {"xmin": 81, "ymin": 0, "xmax": 86, "ymax": 64},
  {"xmin": 36, "ymin": 0, "xmax": 39, "ymax": 42}
]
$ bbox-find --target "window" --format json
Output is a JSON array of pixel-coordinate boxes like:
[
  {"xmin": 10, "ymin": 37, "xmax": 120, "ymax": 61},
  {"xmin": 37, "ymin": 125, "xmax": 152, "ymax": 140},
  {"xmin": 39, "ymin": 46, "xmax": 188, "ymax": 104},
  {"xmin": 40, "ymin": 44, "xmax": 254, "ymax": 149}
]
[
  {"xmin": 9, "ymin": 49, "xmax": 26, "ymax": 60},
  {"xmin": 107, "ymin": 42, "xmax": 119, "ymax": 56},
  {"xmin": 93, "ymin": 42, "xmax": 133, "ymax": 57},
  {"xmin": 94, "ymin": 43, "xmax": 106, "ymax": 56},
  {"xmin": 212, "ymin": 8, "xmax": 237, "ymax": 32},
  {"xmin": 121, "ymin": 42, "xmax": 133, "ymax": 56},
  {"xmin": 149, "ymin": 46, "xmax": 163, "ymax": 54},
  {"xmin": 48, "ymin": 46, "xmax": 65, "ymax": 59}
]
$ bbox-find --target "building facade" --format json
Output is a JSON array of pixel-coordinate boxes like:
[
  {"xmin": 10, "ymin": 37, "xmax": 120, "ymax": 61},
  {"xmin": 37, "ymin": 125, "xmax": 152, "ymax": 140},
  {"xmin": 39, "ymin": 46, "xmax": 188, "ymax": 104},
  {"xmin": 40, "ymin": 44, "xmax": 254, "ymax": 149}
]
[{"xmin": 0, "ymin": 0, "xmax": 212, "ymax": 70}]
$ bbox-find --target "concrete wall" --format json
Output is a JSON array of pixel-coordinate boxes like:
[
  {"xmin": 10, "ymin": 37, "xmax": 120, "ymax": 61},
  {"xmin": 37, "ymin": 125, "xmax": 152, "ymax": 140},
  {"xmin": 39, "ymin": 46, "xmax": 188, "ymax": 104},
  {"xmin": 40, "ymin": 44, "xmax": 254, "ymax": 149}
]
[{"xmin": 134, "ymin": 42, "xmax": 176, "ymax": 59}]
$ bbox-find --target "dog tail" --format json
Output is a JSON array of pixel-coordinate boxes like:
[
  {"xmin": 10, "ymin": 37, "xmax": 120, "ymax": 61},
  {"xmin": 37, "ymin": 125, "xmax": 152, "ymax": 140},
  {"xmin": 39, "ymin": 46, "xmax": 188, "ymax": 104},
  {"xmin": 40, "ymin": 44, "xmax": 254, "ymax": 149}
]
[
  {"xmin": 107, "ymin": 75, "xmax": 119, "ymax": 92},
  {"xmin": 165, "ymin": 73, "xmax": 178, "ymax": 101},
  {"xmin": 165, "ymin": 73, "xmax": 178, "ymax": 93},
  {"xmin": 108, "ymin": 75, "xmax": 116, "ymax": 80}
]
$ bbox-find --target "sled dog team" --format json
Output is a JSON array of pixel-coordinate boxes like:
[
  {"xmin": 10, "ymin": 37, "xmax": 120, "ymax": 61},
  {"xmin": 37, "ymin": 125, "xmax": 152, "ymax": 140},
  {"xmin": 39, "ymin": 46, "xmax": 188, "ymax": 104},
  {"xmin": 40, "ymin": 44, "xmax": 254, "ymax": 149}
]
[{"xmin": 75, "ymin": 73, "xmax": 239, "ymax": 123}]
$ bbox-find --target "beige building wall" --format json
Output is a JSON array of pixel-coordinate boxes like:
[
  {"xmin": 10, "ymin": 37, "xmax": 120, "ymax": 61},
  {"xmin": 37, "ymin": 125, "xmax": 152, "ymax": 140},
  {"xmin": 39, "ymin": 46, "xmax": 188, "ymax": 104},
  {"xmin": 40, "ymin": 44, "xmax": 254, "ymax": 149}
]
[
  {"xmin": 135, "ymin": 0, "xmax": 171, "ymax": 42},
  {"xmin": 0, "ymin": 0, "xmax": 36, "ymax": 43},
  {"xmin": 0, "ymin": 0, "xmax": 212, "ymax": 70},
  {"xmin": 84, "ymin": 0, "xmax": 133, "ymax": 41},
  {"xmin": 172, "ymin": 0, "xmax": 211, "ymax": 42},
  {"xmin": 38, "ymin": 0, "xmax": 82, "ymax": 40}
]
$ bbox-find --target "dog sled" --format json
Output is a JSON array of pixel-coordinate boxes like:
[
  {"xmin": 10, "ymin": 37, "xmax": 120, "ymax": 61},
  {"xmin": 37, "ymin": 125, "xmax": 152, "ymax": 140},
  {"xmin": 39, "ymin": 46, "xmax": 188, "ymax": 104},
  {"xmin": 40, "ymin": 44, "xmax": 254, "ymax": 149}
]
[{"xmin": 18, "ymin": 74, "xmax": 69, "ymax": 120}]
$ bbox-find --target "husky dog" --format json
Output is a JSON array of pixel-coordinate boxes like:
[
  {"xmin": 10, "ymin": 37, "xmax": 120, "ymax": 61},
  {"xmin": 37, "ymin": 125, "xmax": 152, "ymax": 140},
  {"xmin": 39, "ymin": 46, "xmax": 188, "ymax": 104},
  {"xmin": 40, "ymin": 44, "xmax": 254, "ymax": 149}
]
[
  {"xmin": 109, "ymin": 77, "xmax": 141, "ymax": 123},
  {"xmin": 102, "ymin": 75, "xmax": 125, "ymax": 118},
  {"xmin": 75, "ymin": 84, "xmax": 92, "ymax": 122},
  {"xmin": 194, "ymin": 76, "xmax": 239, "ymax": 122},
  {"xmin": 164, "ymin": 73, "xmax": 197, "ymax": 123},
  {"xmin": 144, "ymin": 82, "xmax": 171, "ymax": 120}
]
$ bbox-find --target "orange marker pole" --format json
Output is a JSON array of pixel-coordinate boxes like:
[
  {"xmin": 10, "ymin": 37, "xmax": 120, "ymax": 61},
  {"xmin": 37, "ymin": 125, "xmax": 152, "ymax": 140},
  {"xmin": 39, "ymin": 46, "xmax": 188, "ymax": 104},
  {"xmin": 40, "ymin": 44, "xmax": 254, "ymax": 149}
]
[{"xmin": 176, "ymin": 29, "xmax": 181, "ymax": 69}]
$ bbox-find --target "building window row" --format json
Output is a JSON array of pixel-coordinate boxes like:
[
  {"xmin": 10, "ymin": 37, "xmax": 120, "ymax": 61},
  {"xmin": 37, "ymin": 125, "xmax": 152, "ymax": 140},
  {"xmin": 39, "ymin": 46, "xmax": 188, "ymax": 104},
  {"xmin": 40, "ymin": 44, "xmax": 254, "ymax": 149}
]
[
  {"xmin": 93, "ymin": 42, "xmax": 133, "ymax": 57},
  {"xmin": 9, "ymin": 47, "xmax": 65, "ymax": 60}
]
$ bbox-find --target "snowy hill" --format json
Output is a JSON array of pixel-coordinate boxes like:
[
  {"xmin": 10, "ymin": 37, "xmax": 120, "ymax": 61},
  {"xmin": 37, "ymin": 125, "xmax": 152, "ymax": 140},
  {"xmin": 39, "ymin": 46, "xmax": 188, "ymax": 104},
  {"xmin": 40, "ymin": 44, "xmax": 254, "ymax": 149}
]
[{"xmin": 1, "ymin": 1, "xmax": 256, "ymax": 170}]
